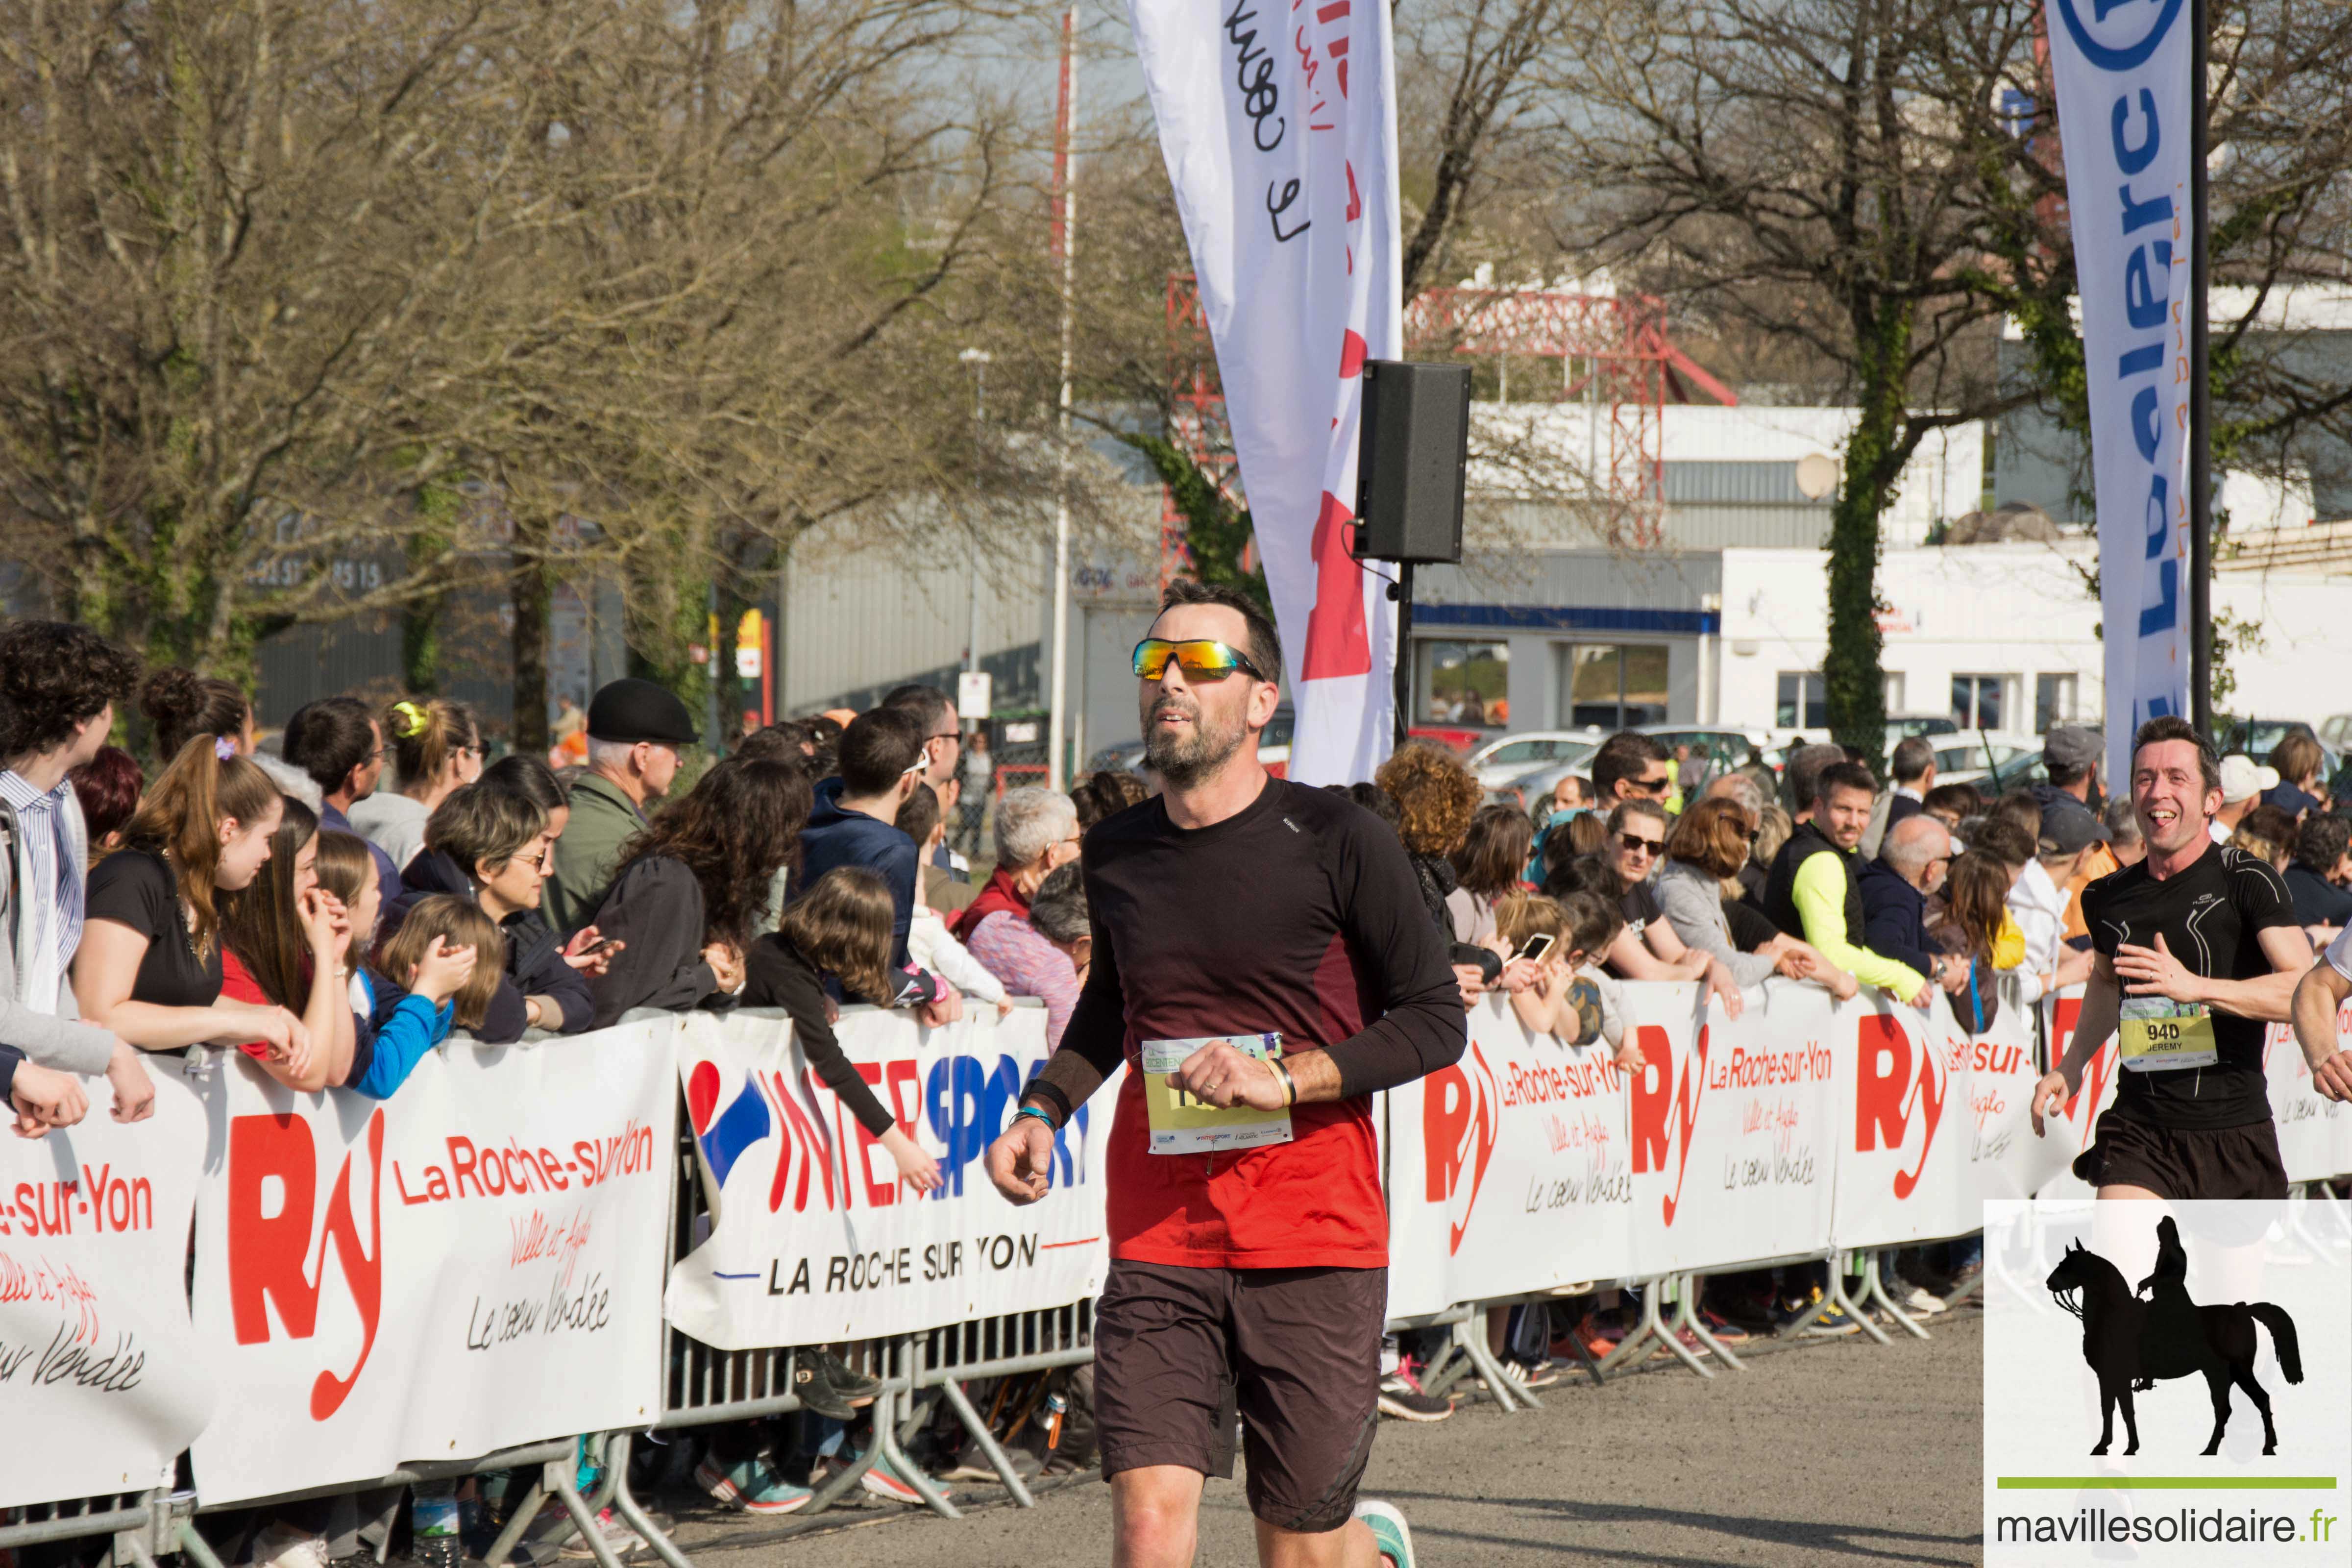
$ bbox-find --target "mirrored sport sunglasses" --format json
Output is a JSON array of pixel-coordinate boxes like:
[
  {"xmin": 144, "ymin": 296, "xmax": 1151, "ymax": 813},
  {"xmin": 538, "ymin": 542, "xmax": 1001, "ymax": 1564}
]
[{"xmin": 1131, "ymin": 637, "xmax": 1270, "ymax": 683}]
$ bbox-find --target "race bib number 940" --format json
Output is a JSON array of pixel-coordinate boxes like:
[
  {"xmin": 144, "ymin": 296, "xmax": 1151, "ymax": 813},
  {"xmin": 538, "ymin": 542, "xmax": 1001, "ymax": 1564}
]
[
  {"xmin": 1139, "ymin": 1035, "xmax": 1293, "ymax": 1155},
  {"xmin": 2117, "ymin": 997, "xmax": 2219, "ymax": 1072}
]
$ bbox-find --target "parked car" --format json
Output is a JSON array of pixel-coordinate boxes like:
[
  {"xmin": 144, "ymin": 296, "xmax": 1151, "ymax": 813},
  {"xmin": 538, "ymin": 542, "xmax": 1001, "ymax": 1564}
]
[
  {"xmin": 1406, "ymin": 725, "xmax": 1486, "ymax": 757},
  {"xmin": 1464, "ymin": 729, "xmax": 1606, "ymax": 791},
  {"xmin": 1500, "ymin": 722, "xmax": 1781, "ymax": 808},
  {"xmin": 1887, "ymin": 715, "xmax": 1960, "ymax": 745},
  {"xmin": 1930, "ymin": 734, "xmax": 2043, "ymax": 792}
]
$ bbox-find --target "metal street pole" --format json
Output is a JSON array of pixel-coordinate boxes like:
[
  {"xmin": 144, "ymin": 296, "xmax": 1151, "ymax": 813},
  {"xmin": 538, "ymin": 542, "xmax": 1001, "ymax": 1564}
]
[
  {"xmin": 2188, "ymin": 0, "xmax": 2212, "ymax": 737},
  {"xmin": 1047, "ymin": 6, "xmax": 1078, "ymax": 789},
  {"xmin": 959, "ymin": 348, "xmax": 991, "ymax": 679}
]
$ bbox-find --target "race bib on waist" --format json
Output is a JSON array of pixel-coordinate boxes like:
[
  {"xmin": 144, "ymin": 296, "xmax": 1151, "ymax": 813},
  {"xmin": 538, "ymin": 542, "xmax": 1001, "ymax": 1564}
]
[
  {"xmin": 1139, "ymin": 1034, "xmax": 1294, "ymax": 1155},
  {"xmin": 2117, "ymin": 997, "xmax": 2219, "ymax": 1072}
]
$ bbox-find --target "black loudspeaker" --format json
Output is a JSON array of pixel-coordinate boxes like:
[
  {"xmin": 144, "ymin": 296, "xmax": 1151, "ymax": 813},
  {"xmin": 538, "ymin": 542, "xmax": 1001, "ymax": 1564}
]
[{"xmin": 1354, "ymin": 359, "xmax": 1471, "ymax": 564}]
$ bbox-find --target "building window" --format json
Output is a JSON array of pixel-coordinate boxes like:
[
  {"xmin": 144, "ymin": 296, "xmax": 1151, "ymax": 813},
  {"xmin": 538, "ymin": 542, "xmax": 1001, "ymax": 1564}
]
[
  {"xmin": 1420, "ymin": 640, "xmax": 1509, "ymax": 728},
  {"xmin": 1952, "ymin": 674, "xmax": 2012, "ymax": 731},
  {"xmin": 1884, "ymin": 672, "xmax": 1907, "ymax": 716},
  {"xmin": 1776, "ymin": 671, "xmax": 1828, "ymax": 728},
  {"xmin": 2034, "ymin": 673, "xmax": 2077, "ymax": 734},
  {"xmin": 1560, "ymin": 643, "xmax": 1668, "ymax": 729}
]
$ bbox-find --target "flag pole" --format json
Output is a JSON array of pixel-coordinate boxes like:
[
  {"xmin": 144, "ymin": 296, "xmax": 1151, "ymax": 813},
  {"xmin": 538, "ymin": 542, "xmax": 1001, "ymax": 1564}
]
[{"xmin": 2188, "ymin": 0, "xmax": 2212, "ymax": 737}]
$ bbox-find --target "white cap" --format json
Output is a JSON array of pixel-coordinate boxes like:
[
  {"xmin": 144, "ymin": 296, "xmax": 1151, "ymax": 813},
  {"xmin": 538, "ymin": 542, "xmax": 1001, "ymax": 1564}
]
[{"xmin": 2218, "ymin": 753, "xmax": 2280, "ymax": 804}]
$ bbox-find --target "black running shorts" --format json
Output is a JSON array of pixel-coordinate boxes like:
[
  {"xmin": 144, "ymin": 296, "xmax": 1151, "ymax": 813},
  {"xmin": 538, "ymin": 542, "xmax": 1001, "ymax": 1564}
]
[
  {"xmin": 2071, "ymin": 1112, "xmax": 2289, "ymax": 1202},
  {"xmin": 1092, "ymin": 1259, "xmax": 1385, "ymax": 1533}
]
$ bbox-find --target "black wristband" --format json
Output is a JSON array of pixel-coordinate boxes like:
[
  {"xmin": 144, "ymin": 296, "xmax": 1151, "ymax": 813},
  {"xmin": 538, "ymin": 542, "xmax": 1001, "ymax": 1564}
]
[{"xmin": 1023, "ymin": 1081, "xmax": 1073, "ymax": 1129}]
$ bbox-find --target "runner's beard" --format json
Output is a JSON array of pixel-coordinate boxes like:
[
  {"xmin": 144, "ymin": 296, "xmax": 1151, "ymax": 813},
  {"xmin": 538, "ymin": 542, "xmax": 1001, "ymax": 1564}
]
[{"xmin": 1145, "ymin": 695, "xmax": 1249, "ymax": 788}]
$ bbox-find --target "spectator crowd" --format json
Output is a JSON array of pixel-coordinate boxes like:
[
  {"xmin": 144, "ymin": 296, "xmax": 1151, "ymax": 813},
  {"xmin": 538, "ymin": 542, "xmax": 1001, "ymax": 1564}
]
[{"xmin": 10, "ymin": 610, "xmax": 2352, "ymax": 1555}]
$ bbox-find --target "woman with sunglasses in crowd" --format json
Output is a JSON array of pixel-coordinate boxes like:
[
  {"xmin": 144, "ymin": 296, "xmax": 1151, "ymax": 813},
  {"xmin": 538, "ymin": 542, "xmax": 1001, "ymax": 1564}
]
[
  {"xmin": 391, "ymin": 783, "xmax": 596, "ymax": 1042},
  {"xmin": 1546, "ymin": 798, "xmax": 1747, "ymax": 1014},
  {"xmin": 1655, "ymin": 797, "xmax": 1850, "ymax": 996}
]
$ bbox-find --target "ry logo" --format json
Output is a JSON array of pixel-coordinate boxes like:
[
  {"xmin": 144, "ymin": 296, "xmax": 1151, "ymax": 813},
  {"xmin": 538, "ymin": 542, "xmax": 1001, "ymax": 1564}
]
[
  {"xmin": 1629, "ymin": 1022, "xmax": 1707, "ymax": 1225},
  {"xmin": 226, "ymin": 1110, "xmax": 384, "ymax": 1421},
  {"xmin": 1422, "ymin": 1044, "xmax": 1498, "ymax": 1254},
  {"xmin": 1854, "ymin": 1014, "xmax": 1947, "ymax": 1199}
]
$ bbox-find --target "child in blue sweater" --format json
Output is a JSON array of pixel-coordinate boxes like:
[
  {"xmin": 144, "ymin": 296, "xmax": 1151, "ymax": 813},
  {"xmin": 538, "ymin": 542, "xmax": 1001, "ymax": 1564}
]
[{"xmin": 315, "ymin": 835, "xmax": 494, "ymax": 1097}]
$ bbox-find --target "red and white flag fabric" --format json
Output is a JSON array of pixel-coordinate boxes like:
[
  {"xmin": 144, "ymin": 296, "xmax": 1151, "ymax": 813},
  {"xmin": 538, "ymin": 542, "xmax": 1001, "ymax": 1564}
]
[{"xmin": 1128, "ymin": 0, "xmax": 1402, "ymax": 783}]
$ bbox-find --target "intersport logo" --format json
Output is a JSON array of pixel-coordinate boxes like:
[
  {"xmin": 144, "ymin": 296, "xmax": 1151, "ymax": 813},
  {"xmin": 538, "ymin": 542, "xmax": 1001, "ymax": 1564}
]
[
  {"xmin": 225, "ymin": 1110, "xmax": 384, "ymax": 1421},
  {"xmin": 1422, "ymin": 1043, "xmax": 1498, "ymax": 1254},
  {"xmin": 1854, "ymin": 1013, "xmax": 1948, "ymax": 1199},
  {"xmin": 1630, "ymin": 1022, "xmax": 1706, "ymax": 1225}
]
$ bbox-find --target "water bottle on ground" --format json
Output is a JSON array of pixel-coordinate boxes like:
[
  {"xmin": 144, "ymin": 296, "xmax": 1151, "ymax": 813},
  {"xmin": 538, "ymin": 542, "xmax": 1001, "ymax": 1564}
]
[{"xmin": 413, "ymin": 1481, "xmax": 462, "ymax": 1568}]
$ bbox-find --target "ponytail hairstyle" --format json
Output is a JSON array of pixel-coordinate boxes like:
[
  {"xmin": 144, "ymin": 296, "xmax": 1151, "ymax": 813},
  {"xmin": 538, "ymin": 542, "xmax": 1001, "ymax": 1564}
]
[
  {"xmin": 312, "ymin": 831, "xmax": 378, "ymax": 975},
  {"xmin": 223, "ymin": 796, "xmax": 322, "ymax": 1007},
  {"xmin": 776, "ymin": 867, "xmax": 895, "ymax": 1004},
  {"xmin": 114, "ymin": 737, "xmax": 283, "ymax": 962},
  {"xmin": 384, "ymin": 698, "xmax": 480, "ymax": 791},
  {"xmin": 376, "ymin": 894, "xmax": 506, "ymax": 1030},
  {"xmin": 138, "ymin": 667, "xmax": 251, "ymax": 765}
]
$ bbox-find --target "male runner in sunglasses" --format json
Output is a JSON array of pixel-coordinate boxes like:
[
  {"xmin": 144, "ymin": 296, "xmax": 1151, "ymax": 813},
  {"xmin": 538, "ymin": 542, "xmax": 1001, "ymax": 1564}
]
[{"xmin": 985, "ymin": 580, "xmax": 1462, "ymax": 1568}]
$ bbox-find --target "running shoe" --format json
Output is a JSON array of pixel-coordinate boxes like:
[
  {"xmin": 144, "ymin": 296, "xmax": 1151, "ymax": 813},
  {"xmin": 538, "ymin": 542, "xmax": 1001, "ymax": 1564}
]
[
  {"xmin": 1803, "ymin": 1301, "xmax": 1861, "ymax": 1338},
  {"xmin": 1513, "ymin": 1358, "xmax": 1565, "ymax": 1388},
  {"xmin": 1696, "ymin": 1308, "xmax": 1753, "ymax": 1345},
  {"xmin": 1898, "ymin": 1285, "xmax": 1949, "ymax": 1316},
  {"xmin": 813, "ymin": 1349, "xmax": 882, "ymax": 1406},
  {"xmin": 555, "ymin": 1509, "xmax": 644, "ymax": 1562},
  {"xmin": 1946, "ymin": 1261, "xmax": 1984, "ymax": 1295},
  {"xmin": 1565, "ymin": 1310, "xmax": 1625, "ymax": 1361},
  {"xmin": 1376, "ymin": 1363, "xmax": 1455, "ymax": 1423},
  {"xmin": 246, "ymin": 1522, "xmax": 330, "ymax": 1568},
  {"xmin": 941, "ymin": 1444, "xmax": 1043, "ymax": 1482},
  {"xmin": 789, "ymin": 1356, "xmax": 856, "ymax": 1421},
  {"xmin": 1647, "ymin": 1326, "xmax": 1713, "ymax": 1362},
  {"xmin": 694, "ymin": 1456, "xmax": 813, "ymax": 1516},
  {"xmin": 859, "ymin": 1457, "xmax": 950, "ymax": 1506},
  {"xmin": 1352, "ymin": 1499, "xmax": 1417, "ymax": 1568}
]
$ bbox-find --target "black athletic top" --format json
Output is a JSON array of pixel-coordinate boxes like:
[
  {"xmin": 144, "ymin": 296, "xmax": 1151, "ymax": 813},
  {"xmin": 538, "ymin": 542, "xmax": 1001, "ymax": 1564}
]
[
  {"xmin": 2081, "ymin": 842, "xmax": 2299, "ymax": 1130},
  {"xmin": 743, "ymin": 932, "xmax": 894, "ymax": 1136},
  {"xmin": 86, "ymin": 847, "xmax": 223, "ymax": 1009}
]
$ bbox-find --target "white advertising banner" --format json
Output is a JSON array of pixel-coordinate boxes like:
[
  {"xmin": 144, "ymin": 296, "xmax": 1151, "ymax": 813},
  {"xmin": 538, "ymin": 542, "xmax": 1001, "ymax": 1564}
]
[
  {"xmin": 1831, "ymin": 996, "xmax": 1970, "ymax": 1248},
  {"xmin": 1949, "ymin": 986, "xmax": 2077, "ymax": 1203},
  {"xmin": 665, "ymin": 1007, "xmax": 1118, "ymax": 1349},
  {"xmin": 1626, "ymin": 981, "xmax": 1838, "ymax": 1275},
  {"xmin": 1383, "ymin": 994, "xmax": 1637, "ymax": 1320},
  {"xmin": 1127, "ymin": 0, "xmax": 1402, "ymax": 783},
  {"xmin": 2264, "ymin": 1010, "xmax": 2352, "ymax": 1182},
  {"xmin": 0, "ymin": 1058, "xmax": 216, "ymax": 1507},
  {"xmin": 2046, "ymin": 0, "xmax": 2195, "ymax": 784},
  {"xmin": 189, "ymin": 1023, "xmax": 677, "ymax": 1504}
]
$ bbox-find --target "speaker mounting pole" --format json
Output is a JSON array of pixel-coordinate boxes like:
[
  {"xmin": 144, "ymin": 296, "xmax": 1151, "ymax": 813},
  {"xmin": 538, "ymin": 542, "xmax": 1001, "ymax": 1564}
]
[{"xmin": 1391, "ymin": 563, "xmax": 1414, "ymax": 749}]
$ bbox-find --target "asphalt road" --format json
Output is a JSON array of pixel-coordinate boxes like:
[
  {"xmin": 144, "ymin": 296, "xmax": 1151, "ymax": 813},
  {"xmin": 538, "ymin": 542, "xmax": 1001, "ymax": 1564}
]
[{"xmin": 655, "ymin": 1311, "xmax": 1984, "ymax": 1568}]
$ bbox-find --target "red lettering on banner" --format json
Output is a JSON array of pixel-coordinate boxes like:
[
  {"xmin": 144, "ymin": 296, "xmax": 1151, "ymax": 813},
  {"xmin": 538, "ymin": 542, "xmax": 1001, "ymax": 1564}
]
[
  {"xmin": 1302, "ymin": 492, "xmax": 1370, "ymax": 679},
  {"xmin": 1853, "ymin": 1014, "xmax": 1947, "ymax": 1199},
  {"xmin": 854, "ymin": 1063, "xmax": 895, "ymax": 1207},
  {"xmin": 763, "ymin": 1070, "xmax": 839, "ymax": 1216},
  {"xmin": 1627, "ymin": 1023, "xmax": 1707, "ymax": 1224},
  {"xmin": 1421, "ymin": 1045, "xmax": 1497, "ymax": 1254},
  {"xmin": 1854, "ymin": 1015, "xmax": 1910, "ymax": 1153},
  {"xmin": 225, "ymin": 1110, "xmax": 386, "ymax": 1420}
]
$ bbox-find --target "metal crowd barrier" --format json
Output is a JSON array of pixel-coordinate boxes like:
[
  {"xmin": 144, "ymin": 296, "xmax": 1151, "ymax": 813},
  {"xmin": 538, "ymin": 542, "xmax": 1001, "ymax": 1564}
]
[{"xmin": 56, "ymin": 973, "xmax": 2348, "ymax": 1559}]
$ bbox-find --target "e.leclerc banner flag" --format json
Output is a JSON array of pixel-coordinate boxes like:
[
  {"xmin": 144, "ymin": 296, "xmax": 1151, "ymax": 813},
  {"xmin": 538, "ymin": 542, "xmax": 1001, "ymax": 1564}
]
[
  {"xmin": 2046, "ymin": 0, "xmax": 2194, "ymax": 785},
  {"xmin": 1127, "ymin": 0, "xmax": 1402, "ymax": 783}
]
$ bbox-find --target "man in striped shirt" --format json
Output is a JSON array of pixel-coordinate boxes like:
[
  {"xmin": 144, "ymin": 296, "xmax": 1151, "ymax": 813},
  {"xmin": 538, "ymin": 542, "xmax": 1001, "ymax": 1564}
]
[{"xmin": 0, "ymin": 620, "xmax": 152, "ymax": 1124}]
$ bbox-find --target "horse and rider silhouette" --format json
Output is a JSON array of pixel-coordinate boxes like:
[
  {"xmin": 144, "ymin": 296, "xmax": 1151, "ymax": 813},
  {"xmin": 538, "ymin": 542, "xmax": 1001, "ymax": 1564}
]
[{"xmin": 2045, "ymin": 1217, "xmax": 2303, "ymax": 1457}]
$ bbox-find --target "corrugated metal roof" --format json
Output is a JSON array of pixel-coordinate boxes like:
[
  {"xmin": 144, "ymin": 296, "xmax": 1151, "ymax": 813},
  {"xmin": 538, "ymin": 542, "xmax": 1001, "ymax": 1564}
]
[{"xmin": 1662, "ymin": 460, "xmax": 1813, "ymax": 504}]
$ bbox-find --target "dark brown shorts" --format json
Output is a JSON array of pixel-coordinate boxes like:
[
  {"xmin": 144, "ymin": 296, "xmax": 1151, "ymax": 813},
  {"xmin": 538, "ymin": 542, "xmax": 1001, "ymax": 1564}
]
[
  {"xmin": 1092, "ymin": 1259, "xmax": 1385, "ymax": 1533},
  {"xmin": 2071, "ymin": 1113, "xmax": 2289, "ymax": 1202}
]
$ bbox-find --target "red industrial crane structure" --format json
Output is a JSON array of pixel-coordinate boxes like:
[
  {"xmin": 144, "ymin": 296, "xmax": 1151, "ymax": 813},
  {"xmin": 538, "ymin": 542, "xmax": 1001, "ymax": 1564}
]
[{"xmin": 1160, "ymin": 274, "xmax": 1737, "ymax": 585}]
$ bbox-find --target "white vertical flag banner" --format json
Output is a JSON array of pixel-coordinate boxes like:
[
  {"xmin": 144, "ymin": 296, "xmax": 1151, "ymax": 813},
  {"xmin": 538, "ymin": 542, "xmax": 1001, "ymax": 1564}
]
[
  {"xmin": 1128, "ymin": 0, "xmax": 1403, "ymax": 783},
  {"xmin": 2046, "ymin": 0, "xmax": 2194, "ymax": 785}
]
